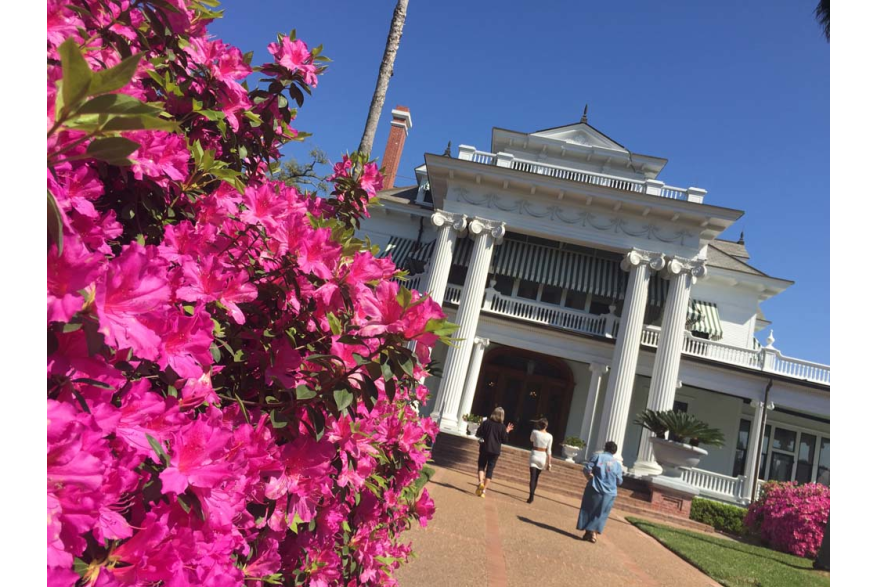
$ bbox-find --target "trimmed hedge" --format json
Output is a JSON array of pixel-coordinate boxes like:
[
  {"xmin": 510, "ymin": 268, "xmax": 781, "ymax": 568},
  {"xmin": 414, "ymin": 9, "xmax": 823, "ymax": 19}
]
[{"xmin": 690, "ymin": 497, "xmax": 747, "ymax": 535}]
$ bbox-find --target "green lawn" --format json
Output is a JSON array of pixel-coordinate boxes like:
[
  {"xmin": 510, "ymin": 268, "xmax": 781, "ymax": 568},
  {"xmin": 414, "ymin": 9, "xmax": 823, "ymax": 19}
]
[{"xmin": 626, "ymin": 517, "xmax": 829, "ymax": 587}]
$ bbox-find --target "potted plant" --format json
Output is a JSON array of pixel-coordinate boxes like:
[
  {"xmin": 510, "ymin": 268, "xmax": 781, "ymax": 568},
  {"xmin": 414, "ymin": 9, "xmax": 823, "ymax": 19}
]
[
  {"xmin": 561, "ymin": 436, "xmax": 586, "ymax": 462},
  {"xmin": 634, "ymin": 409, "xmax": 725, "ymax": 477},
  {"xmin": 462, "ymin": 413, "xmax": 482, "ymax": 436}
]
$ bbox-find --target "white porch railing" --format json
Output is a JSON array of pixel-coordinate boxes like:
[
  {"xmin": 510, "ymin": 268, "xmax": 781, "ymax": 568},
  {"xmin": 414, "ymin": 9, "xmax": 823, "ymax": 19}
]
[
  {"xmin": 407, "ymin": 280, "xmax": 829, "ymax": 385},
  {"xmin": 679, "ymin": 467, "xmax": 750, "ymax": 504},
  {"xmin": 641, "ymin": 326, "xmax": 830, "ymax": 385},
  {"xmin": 768, "ymin": 354, "xmax": 831, "ymax": 385},
  {"xmin": 457, "ymin": 145, "xmax": 705, "ymax": 203},
  {"xmin": 485, "ymin": 293, "xmax": 607, "ymax": 336}
]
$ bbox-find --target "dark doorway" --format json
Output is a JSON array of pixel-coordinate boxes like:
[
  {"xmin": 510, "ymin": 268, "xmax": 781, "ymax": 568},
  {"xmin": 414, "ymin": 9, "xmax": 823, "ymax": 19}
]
[{"xmin": 472, "ymin": 347, "xmax": 574, "ymax": 452}]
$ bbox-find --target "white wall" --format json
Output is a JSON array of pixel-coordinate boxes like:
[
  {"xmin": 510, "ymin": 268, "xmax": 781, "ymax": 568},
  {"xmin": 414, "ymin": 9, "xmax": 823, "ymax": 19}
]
[
  {"xmin": 691, "ymin": 279, "xmax": 761, "ymax": 349},
  {"xmin": 674, "ymin": 386, "xmax": 746, "ymax": 475},
  {"xmin": 355, "ymin": 207, "xmax": 429, "ymax": 252}
]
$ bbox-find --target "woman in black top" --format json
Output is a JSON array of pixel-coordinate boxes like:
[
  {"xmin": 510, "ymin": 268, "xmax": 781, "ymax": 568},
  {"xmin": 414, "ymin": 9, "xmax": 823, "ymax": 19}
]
[{"xmin": 474, "ymin": 407, "xmax": 514, "ymax": 498}]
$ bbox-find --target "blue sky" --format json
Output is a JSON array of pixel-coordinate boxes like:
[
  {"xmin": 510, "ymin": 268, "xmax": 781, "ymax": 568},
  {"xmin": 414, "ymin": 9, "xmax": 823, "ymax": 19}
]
[{"xmin": 211, "ymin": 0, "xmax": 829, "ymax": 364}]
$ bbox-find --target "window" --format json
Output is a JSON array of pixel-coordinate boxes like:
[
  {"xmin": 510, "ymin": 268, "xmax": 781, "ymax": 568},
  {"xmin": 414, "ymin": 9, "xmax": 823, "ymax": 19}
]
[
  {"xmin": 564, "ymin": 290, "xmax": 588, "ymax": 311},
  {"xmin": 768, "ymin": 453, "xmax": 795, "ymax": 482},
  {"xmin": 589, "ymin": 296, "xmax": 613, "ymax": 316},
  {"xmin": 673, "ymin": 401, "xmax": 689, "ymax": 413},
  {"xmin": 492, "ymin": 275, "xmax": 514, "ymax": 296},
  {"xmin": 816, "ymin": 438, "xmax": 830, "ymax": 484},
  {"xmin": 772, "ymin": 427, "xmax": 797, "ymax": 453},
  {"xmin": 540, "ymin": 284, "xmax": 563, "ymax": 305},
  {"xmin": 758, "ymin": 424, "xmax": 772, "ymax": 479},
  {"xmin": 448, "ymin": 266, "xmax": 467, "ymax": 286},
  {"xmin": 516, "ymin": 279, "xmax": 539, "ymax": 300},
  {"xmin": 732, "ymin": 419, "xmax": 752, "ymax": 477},
  {"xmin": 795, "ymin": 433, "xmax": 817, "ymax": 484}
]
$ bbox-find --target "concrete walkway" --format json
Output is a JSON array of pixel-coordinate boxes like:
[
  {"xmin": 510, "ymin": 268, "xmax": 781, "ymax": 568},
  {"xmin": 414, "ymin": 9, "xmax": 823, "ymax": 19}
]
[{"xmin": 396, "ymin": 466, "xmax": 721, "ymax": 587}]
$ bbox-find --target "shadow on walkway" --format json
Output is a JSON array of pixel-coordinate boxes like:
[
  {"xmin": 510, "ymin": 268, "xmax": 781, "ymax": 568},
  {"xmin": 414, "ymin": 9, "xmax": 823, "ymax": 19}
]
[{"xmin": 517, "ymin": 515, "xmax": 582, "ymax": 541}]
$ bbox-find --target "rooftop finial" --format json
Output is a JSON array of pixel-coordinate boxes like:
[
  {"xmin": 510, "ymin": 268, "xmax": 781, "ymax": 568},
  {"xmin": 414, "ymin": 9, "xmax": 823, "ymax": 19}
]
[
  {"xmin": 443, "ymin": 141, "xmax": 452, "ymax": 157},
  {"xmin": 580, "ymin": 104, "xmax": 589, "ymax": 124},
  {"xmin": 737, "ymin": 231, "xmax": 745, "ymax": 245}
]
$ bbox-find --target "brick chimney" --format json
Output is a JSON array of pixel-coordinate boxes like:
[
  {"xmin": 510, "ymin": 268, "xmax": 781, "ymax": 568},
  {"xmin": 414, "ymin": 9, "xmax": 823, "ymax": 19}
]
[{"xmin": 381, "ymin": 106, "xmax": 413, "ymax": 189}]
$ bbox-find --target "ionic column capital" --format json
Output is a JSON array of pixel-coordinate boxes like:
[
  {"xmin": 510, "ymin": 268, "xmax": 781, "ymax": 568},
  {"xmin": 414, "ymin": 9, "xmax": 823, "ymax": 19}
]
[
  {"xmin": 431, "ymin": 210, "xmax": 468, "ymax": 233},
  {"xmin": 664, "ymin": 256, "xmax": 708, "ymax": 283},
  {"xmin": 468, "ymin": 217, "xmax": 506, "ymax": 243},
  {"xmin": 473, "ymin": 336, "xmax": 491, "ymax": 350},
  {"xmin": 589, "ymin": 363, "xmax": 609, "ymax": 376},
  {"xmin": 621, "ymin": 248, "xmax": 665, "ymax": 273}
]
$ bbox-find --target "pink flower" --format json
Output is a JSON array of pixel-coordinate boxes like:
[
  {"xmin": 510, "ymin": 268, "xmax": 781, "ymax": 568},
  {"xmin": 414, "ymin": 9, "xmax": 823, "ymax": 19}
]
[
  {"xmin": 359, "ymin": 162, "xmax": 383, "ymax": 197},
  {"xmin": 94, "ymin": 243, "xmax": 171, "ymax": 360},
  {"xmin": 241, "ymin": 183, "xmax": 288, "ymax": 229},
  {"xmin": 47, "ymin": 230, "xmax": 104, "ymax": 323},
  {"xmin": 127, "ymin": 130, "xmax": 190, "ymax": 187},
  {"xmin": 154, "ymin": 307, "xmax": 214, "ymax": 379},
  {"xmin": 159, "ymin": 418, "xmax": 236, "ymax": 495},
  {"xmin": 267, "ymin": 37, "xmax": 318, "ymax": 86},
  {"xmin": 176, "ymin": 255, "xmax": 257, "ymax": 324},
  {"xmin": 414, "ymin": 490, "xmax": 435, "ymax": 528}
]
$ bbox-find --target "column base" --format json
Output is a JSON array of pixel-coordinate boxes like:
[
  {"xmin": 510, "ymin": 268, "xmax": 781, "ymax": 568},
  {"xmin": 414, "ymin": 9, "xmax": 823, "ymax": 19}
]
[
  {"xmin": 646, "ymin": 475, "xmax": 699, "ymax": 518},
  {"xmin": 439, "ymin": 415, "xmax": 462, "ymax": 432},
  {"xmin": 629, "ymin": 459, "xmax": 663, "ymax": 478}
]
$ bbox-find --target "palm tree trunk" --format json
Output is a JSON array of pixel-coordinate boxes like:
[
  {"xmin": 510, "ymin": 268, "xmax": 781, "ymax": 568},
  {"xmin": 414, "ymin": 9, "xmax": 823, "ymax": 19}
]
[{"xmin": 358, "ymin": 0, "xmax": 409, "ymax": 157}]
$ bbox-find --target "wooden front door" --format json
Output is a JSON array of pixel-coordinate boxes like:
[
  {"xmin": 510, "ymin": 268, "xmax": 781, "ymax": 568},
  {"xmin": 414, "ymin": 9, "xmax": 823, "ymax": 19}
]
[{"xmin": 472, "ymin": 348, "xmax": 574, "ymax": 452}]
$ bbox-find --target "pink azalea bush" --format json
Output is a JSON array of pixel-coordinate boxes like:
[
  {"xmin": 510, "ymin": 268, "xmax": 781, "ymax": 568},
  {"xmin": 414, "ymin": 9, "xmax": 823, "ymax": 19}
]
[
  {"xmin": 47, "ymin": 1, "xmax": 451, "ymax": 585},
  {"xmin": 744, "ymin": 481, "xmax": 830, "ymax": 558}
]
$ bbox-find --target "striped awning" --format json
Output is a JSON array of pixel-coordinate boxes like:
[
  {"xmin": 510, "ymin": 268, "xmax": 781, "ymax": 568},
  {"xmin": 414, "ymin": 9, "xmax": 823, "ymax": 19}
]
[
  {"xmin": 492, "ymin": 240, "xmax": 622, "ymax": 297},
  {"xmin": 409, "ymin": 238, "xmax": 474, "ymax": 266},
  {"xmin": 379, "ymin": 236, "xmax": 418, "ymax": 267},
  {"xmin": 687, "ymin": 300, "xmax": 723, "ymax": 340}
]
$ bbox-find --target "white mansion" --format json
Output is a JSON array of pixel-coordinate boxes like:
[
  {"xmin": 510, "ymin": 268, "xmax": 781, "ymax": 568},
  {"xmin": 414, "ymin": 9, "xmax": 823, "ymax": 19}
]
[{"xmin": 359, "ymin": 108, "xmax": 829, "ymax": 504}]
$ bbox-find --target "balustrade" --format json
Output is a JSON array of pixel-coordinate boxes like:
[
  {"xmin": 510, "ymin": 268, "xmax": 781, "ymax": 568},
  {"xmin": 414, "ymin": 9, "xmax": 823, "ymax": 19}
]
[{"xmin": 680, "ymin": 467, "xmax": 748, "ymax": 503}]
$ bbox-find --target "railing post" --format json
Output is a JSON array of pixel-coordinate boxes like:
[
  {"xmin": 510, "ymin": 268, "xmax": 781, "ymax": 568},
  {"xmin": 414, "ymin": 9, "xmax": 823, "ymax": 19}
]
[
  {"xmin": 458, "ymin": 145, "xmax": 476, "ymax": 161},
  {"xmin": 603, "ymin": 305, "xmax": 618, "ymax": 338},
  {"xmin": 496, "ymin": 152, "xmax": 514, "ymax": 168},
  {"xmin": 686, "ymin": 187, "xmax": 707, "ymax": 203},
  {"xmin": 483, "ymin": 280, "xmax": 498, "ymax": 310},
  {"xmin": 761, "ymin": 330, "xmax": 779, "ymax": 372},
  {"xmin": 644, "ymin": 179, "xmax": 664, "ymax": 196}
]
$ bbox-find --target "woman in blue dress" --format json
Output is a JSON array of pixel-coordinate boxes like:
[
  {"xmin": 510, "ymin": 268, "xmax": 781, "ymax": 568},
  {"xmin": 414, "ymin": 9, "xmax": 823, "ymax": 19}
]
[{"xmin": 577, "ymin": 441, "xmax": 623, "ymax": 543}]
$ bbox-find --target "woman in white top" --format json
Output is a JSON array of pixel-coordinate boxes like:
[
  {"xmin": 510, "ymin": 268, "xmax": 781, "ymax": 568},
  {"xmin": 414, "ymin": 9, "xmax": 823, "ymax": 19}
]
[{"xmin": 527, "ymin": 418, "xmax": 553, "ymax": 504}]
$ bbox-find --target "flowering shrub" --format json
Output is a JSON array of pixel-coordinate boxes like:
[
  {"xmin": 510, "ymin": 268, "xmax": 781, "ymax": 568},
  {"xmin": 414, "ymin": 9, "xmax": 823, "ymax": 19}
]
[
  {"xmin": 744, "ymin": 481, "xmax": 830, "ymax": 558},
  {"xmin": 47, "ymin": 1, "xmax": 453, "ymax": 585}
]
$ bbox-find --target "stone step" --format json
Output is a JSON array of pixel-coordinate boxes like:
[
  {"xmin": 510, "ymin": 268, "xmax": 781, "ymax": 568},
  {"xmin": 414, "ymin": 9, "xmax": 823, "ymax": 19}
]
[{"xmin": 429, "ymin": 432, "xmax": 713, "ymax": 533}]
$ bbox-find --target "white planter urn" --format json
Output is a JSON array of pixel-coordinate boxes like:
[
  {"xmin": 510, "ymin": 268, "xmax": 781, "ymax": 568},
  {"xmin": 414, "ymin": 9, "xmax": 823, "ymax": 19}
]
[
  {"xmin": 649, "ymin": 437, "xmax": 708, "ymax": 478},
  {"xmin": 561, "ymin": 445, "xmax": 582, "ymax": 462},
  {"xmin": 466, "ymin": 422, "xmax": 480, "ymax": 436}
]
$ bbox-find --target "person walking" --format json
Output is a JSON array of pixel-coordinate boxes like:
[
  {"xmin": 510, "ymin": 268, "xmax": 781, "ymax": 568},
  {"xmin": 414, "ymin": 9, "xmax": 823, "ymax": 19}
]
[
  {"xmin": 526, "ymin": 418, "xmax": 553, "ymax": 503},
  {"xmin": 474, "ymin": 407, "xmax": 514, "ymax": 498},
  {"xmin": 577, "ymin": 441, "xmax": 624, "ymax": 543}
]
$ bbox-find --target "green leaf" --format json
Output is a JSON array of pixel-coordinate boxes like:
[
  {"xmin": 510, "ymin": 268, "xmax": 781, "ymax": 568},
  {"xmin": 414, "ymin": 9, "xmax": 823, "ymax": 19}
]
[
  {"xmin": 146, "ymin": 434, "xmax": 170, "ymax": 466},
  {"xmin": 295, "ymin": 385, "xmax": 317, "ymax": 400},
  {"xmin": 270, "ymin": 409, "xmax": 290, "ymax": 428},
  {"xmin": 327, "ymin": 312, "xmax": 342, "ymax": 336},
  {"xmin": 289, "ymin": 510, "xmax": 304, "ymax": 534},
  {"xmin": 47, "ymin": 190, "xmax": 64, "ymax": 255},
  {"xmin": 89, "ymin": 53, "xmax": 144, "ymax": 95},
  {"xmin": 85, "ymin": 136, "xmax": 140, "ymax": 165},
  {"xmin": 100, "ymin": 114, "xmax": 177, "ymax": 132},
  {"xmin": 77, "ymin": 93, "xmax": 160, "ymax": 116},
  {"xmin": 58, "ymin": 39, "xmax": 92, "ymax": 110},
  {"xmin": 334, "ymin": 388, "xmax": 353, "ymax": 412},
  {"xmin": 71, "ymin": 378, "xmax": 114, "ymax": 390}
]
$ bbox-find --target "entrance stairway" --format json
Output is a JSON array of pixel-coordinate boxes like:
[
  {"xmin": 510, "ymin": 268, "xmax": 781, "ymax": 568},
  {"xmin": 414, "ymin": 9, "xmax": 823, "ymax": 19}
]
[{"xmin": 429, "ymin": 432, "xmax": 714, "ymax": 533}]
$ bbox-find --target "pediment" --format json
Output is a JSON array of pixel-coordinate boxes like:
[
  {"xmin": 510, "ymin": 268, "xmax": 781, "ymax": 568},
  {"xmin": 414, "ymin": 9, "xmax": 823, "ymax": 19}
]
[{"xmin": 531, "ymin": 123, "xmax": 627, "ymax": 152}]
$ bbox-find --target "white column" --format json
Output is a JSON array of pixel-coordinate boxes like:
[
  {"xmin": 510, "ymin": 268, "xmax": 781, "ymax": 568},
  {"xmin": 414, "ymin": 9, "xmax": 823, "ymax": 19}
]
[
  {"xmin": 422, "ymin": 210, "xmax": 468, "ymax": 305},
  {"xmin": 632, "ymin": 257, "xmax": 706, "ymax": 476},
  {"xmin": 579, "ymin": 363, "xmax": 609, "ymax": 451},
  {"xmin": 743, "ymin": 400, "xmax": 774, "ymax": 501},
  {"xmin": 595, "ymin": 249, "xmax": 665, "ymax": 462},
  {"xmin": 455, "ymin": 337, "xmax": 491, "ymax": 432},
  {"xmin": 431, "ymin": 218, "xmax": 505, "ymax": 429}
]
